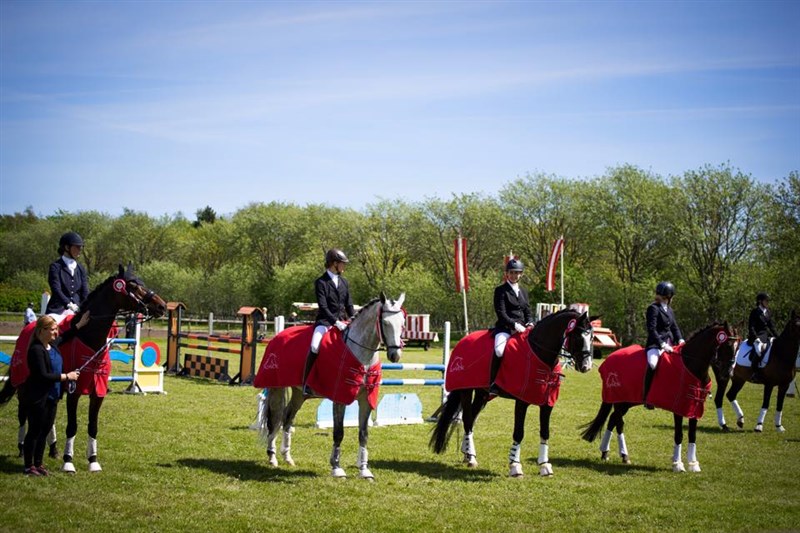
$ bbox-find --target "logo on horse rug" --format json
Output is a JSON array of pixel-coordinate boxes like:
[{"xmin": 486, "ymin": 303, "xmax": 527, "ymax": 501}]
[
  {"xmin": 599, "ymin": 344, "xmax": 711, "ymax": 419},
  {"xmin": 254, "ymin": 326, "xmax": 382, "ymax": 409},
  {"xmin": 445, "ymin": 329, "xmax": 563, "ymax": 407}
]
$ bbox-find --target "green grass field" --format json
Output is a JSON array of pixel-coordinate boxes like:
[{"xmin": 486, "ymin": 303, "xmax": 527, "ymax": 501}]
[{"xmin": 1, "ymin": 339, "xmax": 798, "ymax": 532}]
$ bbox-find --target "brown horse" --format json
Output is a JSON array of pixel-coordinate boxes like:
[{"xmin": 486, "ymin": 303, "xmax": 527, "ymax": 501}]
[
  {"xmin": 581, "ymin": 322, "xmax": 738, "ymax": 472},
  {"xmin": 713, "ymin": 309, "xmax": 800, "ymax": 432}
]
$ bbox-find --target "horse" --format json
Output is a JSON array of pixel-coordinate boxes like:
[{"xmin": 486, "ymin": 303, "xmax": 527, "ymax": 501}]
[
  {"xmin": 430, "ymin": 308, "xmax": 595, "ymax": 477},
  {"xmin": 255, "ymin": 292, "xmax": 405, "ymax": 479},
  {"xmin": 0, "ymin": 264, "xmax": 167, "ymax": 474},
  {"xmin": 581, "ymin": 322, "xmax": 738, "ymax": 472},
  {"xmin": 713, "ymin": 309, "xmax": 800, "ymax": 433}
]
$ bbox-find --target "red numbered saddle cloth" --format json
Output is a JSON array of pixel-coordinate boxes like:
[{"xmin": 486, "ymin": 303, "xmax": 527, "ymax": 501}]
[
  {"xmin": 61, "ymin": 334, "xmax": 113, "ymax": 397},
  {"xmin": 599, "ymin": 344, "xmax": 711, "ymax": 419},
  {"xmin": 253, "ymin": 326, "xmax": 382, "ymax": 409}
]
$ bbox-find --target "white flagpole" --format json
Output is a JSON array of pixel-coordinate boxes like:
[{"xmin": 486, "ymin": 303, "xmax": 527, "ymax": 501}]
[
  {"xmin": 462, "ymin": 287, "xmax": 469, "ymax": 335},
  {"xmin": 560, "ymin": 237, "xmax": 565, "ymax": 306}
]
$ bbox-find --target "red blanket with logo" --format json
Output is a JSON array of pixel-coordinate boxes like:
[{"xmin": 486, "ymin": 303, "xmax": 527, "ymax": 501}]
[
  {"xmin": 598, "ymin": 344, "xmax": 711, "ymax": 419},
  {"xmin": 445, "ymin": 329, "xmax": 562, "ymax": 407},
  {"xmin": 253, "ymin": 326, "xmax": 382, "ymax": 409},
  {"xmin": 11, "ymin": 316, "xmax": 114, "ymax": 396}
]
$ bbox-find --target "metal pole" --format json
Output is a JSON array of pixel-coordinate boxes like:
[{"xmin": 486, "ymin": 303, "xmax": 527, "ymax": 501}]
[
  {"xmin": 560, "ymin": 239, "xmax": 565, "ymax": 306},
  {"xmin": 461, "ymin": 288, "xmax": 469, "ymax": 335},
  {"xmin": 442, "ymin": 320, "xmax": 451, "ymax": 404}
]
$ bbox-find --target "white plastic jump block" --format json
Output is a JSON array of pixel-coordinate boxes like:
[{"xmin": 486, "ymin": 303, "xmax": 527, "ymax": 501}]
[
  {"xmin": 316, "ymin": 399, "xmax": 369, "ymax": 429},
  {"xmin": 375, "ymin": 393, "xmax": 424, "ymax": 426}
]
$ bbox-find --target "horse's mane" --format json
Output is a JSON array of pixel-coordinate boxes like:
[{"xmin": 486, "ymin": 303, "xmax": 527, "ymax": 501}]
[
  {"xmin": 351, "ymin": 298, "xmax": 381, "ymax": 321},
  {"xmin": 81, "ymin": 272, "xmax": 118, "ymax": 308},
  {"xmin": 685, "ymin": 321, "xmax": 725, "ymax": 343},
  {"xmin": 538, "ymin": 307, "xmax": 579, "ymax": 325}
]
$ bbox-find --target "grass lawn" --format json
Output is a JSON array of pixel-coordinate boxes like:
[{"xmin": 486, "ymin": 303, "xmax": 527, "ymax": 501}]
[{"xmin": 0, "ymin": 339, "xmax": 798, "ymax": 532}]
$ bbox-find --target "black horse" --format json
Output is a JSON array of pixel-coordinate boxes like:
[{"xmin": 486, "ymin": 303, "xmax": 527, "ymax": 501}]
[
  {"xmin": 713, "ymin": 309, "xmax": 800, "ymax": 433},
  {"xmin": 1, "ymin": 264, "xmax": 166, "ymax": 472},
  {"xmin": 581, "ymin": 322, "xmax": 737, "ymax": 472},
  {"xmin": 430, "ymin": 308, "xmax": 594, "ymax": 477}
]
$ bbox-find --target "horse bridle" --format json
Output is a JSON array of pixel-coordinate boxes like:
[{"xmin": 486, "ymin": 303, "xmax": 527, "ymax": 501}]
[
  {"xmin": 344, "ymin": 305, "xmax": 405, "ymax": 352},
  {"xmin": 528, "ymin": 314, "xmax": 592, "ymax": 363}
]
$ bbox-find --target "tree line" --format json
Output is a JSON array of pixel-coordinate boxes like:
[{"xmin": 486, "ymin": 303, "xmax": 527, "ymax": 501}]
[{"xmin": 1, "ymin": 163, "xmax": 797, "ymax": 345}]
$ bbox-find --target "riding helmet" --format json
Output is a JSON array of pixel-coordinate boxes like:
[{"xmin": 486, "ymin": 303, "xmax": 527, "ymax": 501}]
[
  {"xmin": 58, "ymin": 231, "xmax": 84, "ymax": 254},
  {"xmin": 325, "ymin": 248, "xmax": 349, "ymax": 266},
  {"xmin": 655, "ymin": 281, "xmax": 675, "ymax": 297},
  {"xmin": 756, "ymin": 292, "xmax": 770, "ymax": 303},
  {"xmin": 505, "ymin": 258, "xmax": 524, "ymax": 272}
]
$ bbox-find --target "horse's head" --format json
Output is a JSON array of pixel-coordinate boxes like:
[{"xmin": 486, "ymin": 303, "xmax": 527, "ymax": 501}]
[
  {"xmin": 379, "ymin": 292, "xmax": 406, "ymax": 363},
  {"xmin": 710, "ymin": 322, "xmax": 739, "ymax": 379},
  {"xmin": 563, "ymin": 311, "xmax": 594, "ymax": 373},
  {"xmin": 529, "ymin": 308, "xmax": 593, "ymax": 372},
  {"xmin": 785, "ymin": 309, "xmax": 800, "ymax": 340},
  {"xmin": 683, "ymin": 321, "xmax": 738, "ymax": 380},
  {"xmin": 112, "ymin": 264, "xmax": 167, "ymax": 319}
]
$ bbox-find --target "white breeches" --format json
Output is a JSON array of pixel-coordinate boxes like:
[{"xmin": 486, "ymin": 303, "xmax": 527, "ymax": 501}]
[
  {"xmin": 646, "ymin": 348, "xmax": 663, "ymax": 369},
  {"xmin": 494, "ymin": 332, "xmax": 511, "ymax": 357},
  {"xmin": 311, "ymin": 325, "xmax": 330, "ymax": 353}
]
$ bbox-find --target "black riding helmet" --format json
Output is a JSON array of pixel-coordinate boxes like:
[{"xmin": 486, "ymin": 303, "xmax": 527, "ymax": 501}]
[
  {"xmin": 506, "ymin": 258, "xmax": 524, "ymax": 272},
  {"xmin": 325, "ymin": 248, "xmax": 349, "ymax": 267},
  {"xmin": 756, "ymin": 292, "xmax": 770, "ymax": 304},
  {"xmin": 58, "ymin": 231, "xmax": 84, "ymax": 255},
  {"xmin": 656, "ymin": 281, "xmax": 675, "ymax": 297}
]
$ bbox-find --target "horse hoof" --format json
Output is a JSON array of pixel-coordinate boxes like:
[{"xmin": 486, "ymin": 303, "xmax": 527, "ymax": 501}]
[
  {"xmin": 509, "ymin": 462, "xmax": 524, "ymax": 477},
  {"xmin": 720, "ymin": 424, "xmax": 730, "ymax": 432},
  {"xmin": 538, "ymin": 463, "xmax": 553, "ymax": 477},
  {"xmin": 62, "ymin": 462, "xmax": 76, "ymax": 474},
  {"xmin": 600, "ymin": 451, "xmax": 609, "ymax": 462},
  {"xmin": 466, "ymin": 456, "xmax": 478, "ymax": 468},
  {"xmin": 621, "ymin": 454, "xmax": 631, "ymax": 465},
  {"xmin": 672, "ymin": 461, "xmax": 686, "ymax": 473},
  {"xmin": 359, "ymin": 469, "xmax": 375, "ymax": 481},
  {"xmin": 267, "ymin": 452, "xmax": 278, "ymax": 467},
  {"xmin": 736, "ymin": 417, "xmax": 744, "ymax": 429},
  {"xmin": 754, "ymin": 424, "xmax": 763, "ymax": 433},
  {"xmin": 776, "ymin": 425, "xmax": 786, "ymax": 433},
  {"xmin": 331, "ymin": 467, "xmax": 347, "ymax": 478},
  {"xmin": 282, "ymin": 453, "xmax": 295, "ymax": 466},
  {"xmin": 88, "ymin": 461, "xmax": 102, "ymax": 473},
  {"xmin": 688, "ymin": 461, "xmax": 701, "ymax": 473}
]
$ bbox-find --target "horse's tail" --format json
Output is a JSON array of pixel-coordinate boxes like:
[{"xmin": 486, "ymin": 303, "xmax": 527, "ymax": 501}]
[
  {"xmin": 429, "ymin": 389, "xmax": 464, "ymax": 454},
  {"xmin": 258, "ymin": 388, "xmax": 286, "ymax": 441},
  {"xmin": 580, "ymin": 402, "xmax": 613, "ymax": 442},
  {"xmin": 0, "ymin": 378, "xmax": 17, "ymax": 405}
]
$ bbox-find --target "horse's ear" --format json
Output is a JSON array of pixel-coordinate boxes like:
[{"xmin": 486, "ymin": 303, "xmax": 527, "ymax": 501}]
[
  {"xmin": 126, "ymin": 262, "xmax": 134, "ymax": 277},
  {"xmin": 396, "ymin": 292, "xmax": 406, "ymax": 307},
  {"xmin": 118, "ymin": 264, "xmax": 125, "ymax": 277},
  {"xmin": 380, "ymin": 291, "xmax": 387, "ymax": 304},
  {"xmin": 589, "ymin": 314, "xmax": 601, "ymax": 323}
]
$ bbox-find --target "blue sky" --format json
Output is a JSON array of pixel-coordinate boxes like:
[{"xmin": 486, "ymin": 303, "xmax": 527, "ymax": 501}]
[{"xmin": 1, "ymin": 0, "xmax": 798, "ymax": 218}]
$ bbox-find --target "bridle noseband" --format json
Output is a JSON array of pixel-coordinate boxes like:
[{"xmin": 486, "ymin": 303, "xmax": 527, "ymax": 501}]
[{"xmin": 344, "ymin": 304, "xmax": 405, "ymax": 353}]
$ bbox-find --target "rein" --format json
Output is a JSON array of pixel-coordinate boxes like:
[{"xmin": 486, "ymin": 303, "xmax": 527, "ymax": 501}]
[{"xmin": 66, "ymin": 336, "xmax": 116, "ymax": 394}]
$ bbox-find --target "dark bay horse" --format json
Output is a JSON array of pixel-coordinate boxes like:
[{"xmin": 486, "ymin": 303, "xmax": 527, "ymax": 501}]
[
  {"xmin": 581, "ymin": 322, "xmax": 737, "ymax": 472},
  {"xmin": 258, "ymin": 293, "xmax": 405, "ymax": 479},
  {"xmin": 430, "ymin": 309, "xmax": 594, "ymax": 477},
  {"xmin": 61, "ymin": 264, "xmax": 166, "ymax": 472},
  {"xmin": 713, "ymin": 309, "xmax": 800, "ymax": 433}
]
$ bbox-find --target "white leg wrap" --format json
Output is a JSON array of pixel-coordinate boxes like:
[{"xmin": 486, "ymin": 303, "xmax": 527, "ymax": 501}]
[
  {"xmin": 775, "ymin": 411, "xmax": 784, "ymax": 432},
  {"xmin": 280, "ymin": 430, "xmax": 294, "ymax": 466},
  {"xmin": 18, "ymin": 425, "xmax": 26, "ymax": 445},
  {"xmin": 757, "ymin": 408, "xmax": 767, "ymax": 425},
  {"xmin": 462, "ymin": 432, "xmax": 476, "ymax": 457},
  {"xmin": 64, "ymin": 436, "xmax": 75, "ymax": 458},
  {"xmin": 87, "ymin": 437, "xmax": 102, "ymax": 472},
  {"xmin": 47, "ymin": 424, "xmax": 57, "ymax": 446},
  {"xmin": 358, "ymin": 446, "xmax": 368, "ymax": 469},
  {"xmin": 687, "ymin": 443, "xmax": 697, "ymax": 464},
  {"xmin": 672, "ymin": 443, "xmax": 682, "ymax": 463},
  {"xmin": 716, "ymin": 407, "xmax": 726, "ymax": 428},
  {"xmin": 617, "ymin": 433, "xmax": 629, "ymax": 457},
  {"xmin": 508, "ymin": 441, "xmax": 521, "ymax": 464},
  {"xmin": 599, "ymin": 430, "xmax": 612, "ymax": 453},
  {"xmin": 330, "ymin": 446, "xmax": 346, "ymax": 478},
  {"xmin": 538, "ymin": 442, "xmax": 549, "ymax": 465},
  {"xmin": 731, "ymin": 400, "xmax": 744, "ymax": 419}
]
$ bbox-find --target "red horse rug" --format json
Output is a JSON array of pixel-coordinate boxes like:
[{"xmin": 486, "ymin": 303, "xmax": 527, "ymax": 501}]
[
  {"xmin": 445, "ymin": 329, "xmax": 562, "ymax": 407},
  {"xmin": 253, "ymin": 326, "xmax": 382, "ymax": 409},
  {"xmin": 10, "ymin": 316, "xmax": 115, "ymax": 397},
  {"xmin": 598, "ymin": 344, "xmax": 711, "ymax": 419}
]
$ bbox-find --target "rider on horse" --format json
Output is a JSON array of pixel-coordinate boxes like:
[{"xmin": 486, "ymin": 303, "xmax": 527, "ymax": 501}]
[
  {"xmin": 490, "ymin": 258, "xmax": 533, "ymax": 394},
  {"xmin": 302, "ymin": 248, "xmax": 355, "ymax": 396},
  {"xmin": 45, "ymin": 232, "xmax": 89, "ymax": 316},
  {"xmin": 643, "ymin": 281, "xmax": 685, "ymax": 408},
  {"xmin": 747, "ymin": 292, "xmax": 778, "ymax": 378}
]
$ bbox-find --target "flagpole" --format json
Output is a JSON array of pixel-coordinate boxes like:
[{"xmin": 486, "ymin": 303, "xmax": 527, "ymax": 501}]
[
  {"xmin": 461, "ymin": 287, "xmax": 469, "ymax": 335},
  {"xmin": 560, "ymin": 236, "xmax": 565, "ymax": 306}
]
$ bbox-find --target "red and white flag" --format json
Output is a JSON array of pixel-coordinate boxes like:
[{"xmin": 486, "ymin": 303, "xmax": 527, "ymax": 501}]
[
  {"xmin": 545, "ymin": 237, "xmax": 564, "ymax": 292},
  {"xmin": 454, "ymin": 236, "xmax": 469, "ymax": 293}
]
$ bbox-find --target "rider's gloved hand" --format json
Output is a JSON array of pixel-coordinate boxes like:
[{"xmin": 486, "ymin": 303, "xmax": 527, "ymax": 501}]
[
  {"xmin": 67, "ymin": 302, "xmax": 80, "ymax": 313},
  {"xmin": 334, "ymin": 320, "xmax": 347, "ymax": 331},
  {"xmin": 514, "ymin": 323, "xmax": 526, "ymax": 334},
  {"xmin": 661, "ymin": 342, "xmax": 673, "ymax": 353}
]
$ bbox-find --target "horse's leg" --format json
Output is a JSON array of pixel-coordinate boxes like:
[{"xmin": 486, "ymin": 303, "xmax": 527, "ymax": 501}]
[
  {"xmin": 537, "ymin": 404, "xmax": 554, "ymax": 476},
  {"xmin": 726, "ymin": 376, "xmax": 747, "ymax": 429},
  {"xmin": 774, "ymin": 383, "xmax": 789, "ymax": 432},
  {"xmin": 17, "ymin": 400, "xmax": 26, "ymax": 457},
  {"xmin": 672, "ymin": 414, "xmax": 686, "ymax": 472},
  {"xmin": 279, "ymin": 387, "xmax": 306, "ymax": 466},
  {"xmin": 755, "ymin": 384, "xmax": 774, "ymax": 433},
  {"xmin": 614, "ymin": 405, "xmax": 632, "ymax": 464},
  {"xmin": 329, "ymin": 402, "xmax": 347, "ymax": 478},
  {"xmin": 356, "ymin": 392, "xmax": 374, "ymax": 480},
  {"xmin": 62, "ymin": 393, "xmax": 80, "ymax": 473},
  {"xmin": 87, "ymin": 394, "xmax": 104, "ymax": 472},
  {"xmin": 460, "ymin": 390, "xmax": 478, "ymax": 467},
  {"xmin": 687, "ymin": 418, "xmax": 701, "ymax": 472},
  {"xmin": 714, "ymin": 377, "xmax": 731, "ymax": 431},
  {"xmin": 508, "ymin": 400, "xmax": 529, "ymax": 477}
]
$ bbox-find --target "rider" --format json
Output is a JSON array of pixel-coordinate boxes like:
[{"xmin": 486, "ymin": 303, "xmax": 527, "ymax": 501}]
[
  {"xmin": 45, "ymin": 232, "xmax": 89, "ymax": 316},
  {"xmin": 302, "ymin": 248, "xmax": 355, "ymax": 395},
  {"xmin": 643, "ymin": 281, "xmax": 685, "ymax": 408},
  {"xmin": 490, "ymin": 259, "xmax": 534, "ymax": 393},
  {"xmin": 747, "ymin": 292, "xmax": 778, "ymax": 378}
]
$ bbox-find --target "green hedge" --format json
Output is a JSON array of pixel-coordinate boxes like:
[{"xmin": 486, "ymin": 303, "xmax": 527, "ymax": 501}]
[{"xmin": 0, "ymin": 283, "xmax": 40, "ymax": 312}]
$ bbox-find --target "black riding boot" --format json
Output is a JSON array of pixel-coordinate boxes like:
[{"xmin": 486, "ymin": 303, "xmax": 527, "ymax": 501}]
[
  {"xmin": 488, "ymin": 353, "xmax": 502, "ymax": 396},
  {"xmin": 643, "ymin": 366, "xmax": 656, "ymax": 409},
  {"xmin": 302, "ymin": 350, "xmax": 319, "ymax": 396}
]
